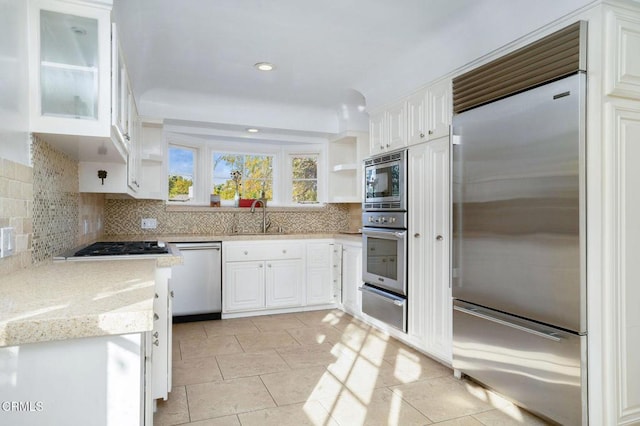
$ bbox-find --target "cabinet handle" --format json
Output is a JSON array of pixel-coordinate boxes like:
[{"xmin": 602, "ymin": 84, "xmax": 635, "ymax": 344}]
[
  {"xmin": 244, "ymin": 251, "xmax": 248, "ymax": 255},
  {"xmin": 386, "ymin": 143, "xmax": 390, "ymax": 148},
  {"xmin": 414, "ymin": 233, "xmax": 420, "ymax": 238},
  {"xmin": 436, "ymin": 235, "xmax": 444, "ymax": 241},
  {"xmin": 259, "ymin": 264, "xmax": 263, "ymax": 268},
  {"xmin": 153, "ymin": 340, "xmax": 159, "ymax": 346},
  {"xmin": 170, "ymin": 291, "xmax": 174, "ymax": 298},
  {"xmin": 153, "ymin": 332, "xmax": 159, "ymax": 338},
  {"xmin": 428, "ymin": 130, "xmax": 434, "ymax": 135},
  {"xmin": 267, "ymin": 264, "xmax": 272, "ymax": 268},
  {"xmin": 282, "ymin": 249, "xmax": 286, "ymax": 254},
  {"xmin": 419, "ymin": 133, "xmax": 425, "ymax": 138},
  {"xmin": 154, "ymin": 313, "xmax": 159, "ymax": 320},
  {"xmin": 155, "ymin": 293, "xmax": 158, "ymax": 298}
]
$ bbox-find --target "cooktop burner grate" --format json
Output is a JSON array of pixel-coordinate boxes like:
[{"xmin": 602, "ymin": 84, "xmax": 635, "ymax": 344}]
[{"xmin": 73, "ymin": 241, "xmax": 169, "ymax": 257}]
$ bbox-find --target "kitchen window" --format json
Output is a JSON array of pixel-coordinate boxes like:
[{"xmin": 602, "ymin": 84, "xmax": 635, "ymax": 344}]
[
  {"xmin": 166, "ymin": 133, "xmax": 325, "ymax": 206},
  {"xmin": 212, "ymin": 152, "xmax": 274, "ymax": 202},
  {"xmin": 290, "ymin": 154, "xmax": 318, "ymax": 203},
  {"xmin": 168, "ymin": 145, "xmax": 196, "ymax": 201}
]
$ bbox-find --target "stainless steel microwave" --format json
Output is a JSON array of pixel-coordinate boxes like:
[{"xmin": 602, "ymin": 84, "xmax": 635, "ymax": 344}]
[{"xmin": 363, "ymin": 150, "xmax": 407, "ymax": 211}]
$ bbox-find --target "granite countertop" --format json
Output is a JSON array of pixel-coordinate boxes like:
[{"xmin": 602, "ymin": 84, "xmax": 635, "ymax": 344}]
[
  {"xmin": 104, "ymin": 232, "xmax": 362, "ymax": 243},
  {"xmin": 0, "ymin": 259, "xmax": 157, "ymax": 348}
]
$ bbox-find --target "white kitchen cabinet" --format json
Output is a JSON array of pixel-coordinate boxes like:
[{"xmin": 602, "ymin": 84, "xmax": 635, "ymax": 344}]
[
  {"xmin": 0, "ymin": 333, "xmax": 146, "ymax": 426},
  {"xmin": 112, "ymin": 22, "xmax": 133, "ymax": 149},
  {"xmin": 77, "ymin": 96, "xmax": 142, "ymax": 197},
  {"xmin": 306, "ymin": 242, "xmax": 340, "ymax": 305},
  {"xmin": 369, "ymin": 111, "xmax": 385, "ymax": 155},
  {"xmin": 126, "ymin": 99, "xmax": 141, "ymax": 193},
  {"xmin": 369, "ymin": 101, "xmax": 408, "ymax": 155},
  {"xmin": 28, "ymin": 0, "xmax": 112, "ymax": 138},
  {"xmin": 408, "ymin": 137, "xmax": 451, "ymax": 363},
  {"xmin": 223, "ymin": 241, "xmax": 305, "ymax": 313},
  {"xmin": 600, "ymin": 100, "xmax": 640, "ymax": 424},
  {"xmin": 405, "ymin": 79, "xmax": 452, "ymax": 146},
  {"xmin": 225, "ymin": 261, "xmax": 266, "ymax": 311},
  {"xmin": 339, "ymin": 240, "xmax": 364, "ymax": 318},
  {"xmin": 152, "ymin": 266, "xmax": 172, "ymax": 401},
  {"xmin": 406, "ymin": 87, "xmax": 428, "ymax": 146},
  {"xmin": 265, "ymin": 259, "xmax": 304, "ymax": 308},
  {"xmin": 427, "ymin": 78, "xmax": 452, "ymax": 140},
  {"xmin": 327, "ymin": 132, "xmax": 368, "ymax": 202},
  {"xmin": 605, "ymin": 7, "xmax": 640, "ymax": 98}
]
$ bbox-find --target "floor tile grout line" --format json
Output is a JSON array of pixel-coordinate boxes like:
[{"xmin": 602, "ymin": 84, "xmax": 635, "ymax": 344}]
[{"xmin": 385, "ymin": 384, "xmax": 436, "ymax": 424}]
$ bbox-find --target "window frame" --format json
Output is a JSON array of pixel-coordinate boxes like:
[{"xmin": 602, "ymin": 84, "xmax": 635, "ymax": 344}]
[
  {"xmin": 167, "ymin": 143, "xmax": 199, "ymax": 203},
  {"xmin": 287, "ymin": 152, "xmax": 321, "ymax": 204},
  {"xmin": 165, "ymin": 133, "xmax": 326, "ymax": 207}
]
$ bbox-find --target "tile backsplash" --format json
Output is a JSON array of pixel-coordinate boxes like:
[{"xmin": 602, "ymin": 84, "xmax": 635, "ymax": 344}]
[
  {"xmin": 0, "ymin": 156, "xmax": 33, "ymax": 275},
  {"xmin": 105, "ymin": 200, "xmax": 361, "ymax": 236},
  {"xmin": 31, "ymin": 136, "xmax": 104, "ymax": 263}
]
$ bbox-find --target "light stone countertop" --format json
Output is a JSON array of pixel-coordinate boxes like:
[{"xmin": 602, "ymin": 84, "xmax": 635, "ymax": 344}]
[
  {"xmin": 104, "ymin": 232, "xmax": 363, "ymax": 244},
  {"xmin": 0, "ymin": 259, "xmax": 157, "ymax": 348}
]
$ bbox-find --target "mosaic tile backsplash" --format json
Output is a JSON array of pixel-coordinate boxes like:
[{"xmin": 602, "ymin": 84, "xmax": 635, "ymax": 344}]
[
  {"xmin": 0, "ymin": 156, "xmax": 33, "ymax": 276},
  {"xmin": 105, "ymin": 200, "xmax": 360, "ymax": 236},
  {"xmin": 31, "ymin": 136, "xmax": 104, "ymax": 263}
]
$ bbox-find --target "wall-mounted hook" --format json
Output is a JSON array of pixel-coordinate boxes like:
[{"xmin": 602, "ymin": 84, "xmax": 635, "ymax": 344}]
[{"xmin": 98, "ymin": 170, "xmax": 107, "ymax": 185}]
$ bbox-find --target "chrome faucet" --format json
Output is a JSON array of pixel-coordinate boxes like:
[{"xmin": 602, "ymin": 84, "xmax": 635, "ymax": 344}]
[{"xmin": 250, "ymin": 199, "xmax": 271, "ymax": 233}]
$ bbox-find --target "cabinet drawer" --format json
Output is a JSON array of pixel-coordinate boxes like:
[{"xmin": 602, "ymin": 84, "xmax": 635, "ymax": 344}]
[{"xmin": 225, "ymin": 243, "xmax": 304, "ymax": 262}]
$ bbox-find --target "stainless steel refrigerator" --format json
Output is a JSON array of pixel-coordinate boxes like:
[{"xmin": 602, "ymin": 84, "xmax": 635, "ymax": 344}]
[{"xmin": 451, "ymin": 73, "xmax": 587, "ymax": 425}]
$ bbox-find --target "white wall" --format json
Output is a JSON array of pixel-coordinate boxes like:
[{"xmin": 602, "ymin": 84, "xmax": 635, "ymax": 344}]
[
  {"xmin": 0, "ymin": 0, "xmax": 30, "ymax": 165},
  {"xmin": 357, "ymin": 0, "xmax": 597, "ymax": 111}
]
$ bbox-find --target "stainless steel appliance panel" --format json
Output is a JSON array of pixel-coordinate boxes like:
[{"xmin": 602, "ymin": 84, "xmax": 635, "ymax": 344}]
[
  {"xmin": 360, "ymin": 284, "xmax": 407, "ymax": 332},
  {"xmin": 453, "ymin": 300, "xmax": 586, "ymax": 425},
  {"xmin": 362, "ymin": 227, "xmax": 407, "ymax": 295},
  {"xmin": 452, "ymin": 73, "xmax": 586, "ymax": 333},
  {"xmin": 363, "ymin": 150, "xmax": 407, "ymax": 211},
  {"xmin": 171, "ymin": 242, "xmax": 222, "ymax": 319}
]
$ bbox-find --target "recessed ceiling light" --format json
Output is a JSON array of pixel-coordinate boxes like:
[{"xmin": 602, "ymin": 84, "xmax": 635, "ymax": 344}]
[
  {"xmin": 246, "ymin": 128, "xmax": 259, "ymax": 133},
  {"xmin": 254, "ymin": 62, "xmax": 275, "ymax": 71}
]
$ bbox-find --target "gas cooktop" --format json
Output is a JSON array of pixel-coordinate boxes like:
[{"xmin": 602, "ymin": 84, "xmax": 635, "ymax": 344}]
[
  {"xmin": 54, "ymin": 241, "xmax": 171, "ymax": 261},
  {"xmin": 73, "ymin": 241, "xmax": 169, "ymax": 257}
]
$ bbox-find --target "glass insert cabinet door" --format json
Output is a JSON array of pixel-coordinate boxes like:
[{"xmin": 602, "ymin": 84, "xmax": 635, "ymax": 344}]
[{"xmin": 29, "ymin": 0, "xmax": 111, "ymax": 137}]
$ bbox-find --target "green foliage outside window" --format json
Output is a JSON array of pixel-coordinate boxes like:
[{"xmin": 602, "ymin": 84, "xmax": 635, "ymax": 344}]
[
  {"xmin": 292, "ymin": 156, "xmax": 318, "ymax": 202},
  {"xmin": 213, "ymin": 154, "xmax": 273, "ymax": 200}
]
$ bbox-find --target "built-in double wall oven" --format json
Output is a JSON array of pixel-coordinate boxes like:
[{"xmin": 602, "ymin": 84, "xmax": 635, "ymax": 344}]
[{"xmin": 361, "ymin": 149, "xmax": 408, "ymax": 332}]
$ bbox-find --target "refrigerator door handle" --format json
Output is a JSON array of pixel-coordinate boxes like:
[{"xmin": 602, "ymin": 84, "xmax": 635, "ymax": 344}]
[{"xmin": 453, "ymin": 305, "xmax": 562, "ymax": 342}]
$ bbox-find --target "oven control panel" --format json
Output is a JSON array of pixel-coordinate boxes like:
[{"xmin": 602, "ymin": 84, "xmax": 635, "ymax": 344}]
[{"xmin": 362, "ymin": 212, "xmax": 407, "ymax": 229}]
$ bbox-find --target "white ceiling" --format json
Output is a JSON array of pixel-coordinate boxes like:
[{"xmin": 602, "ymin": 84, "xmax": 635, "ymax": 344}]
[{"xmin": 113, "ymin": 0, "xmax": 594, "ymax": 134}]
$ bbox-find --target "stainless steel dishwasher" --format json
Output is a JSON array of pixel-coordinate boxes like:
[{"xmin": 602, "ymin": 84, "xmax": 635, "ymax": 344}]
[{"xmin": 170, "ymin": 242, "xmax": 222, "ymax": 322}]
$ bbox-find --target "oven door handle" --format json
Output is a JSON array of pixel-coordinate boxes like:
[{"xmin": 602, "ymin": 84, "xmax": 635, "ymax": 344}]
[
  {"xmin": 362, "ymin": 229, "xmax": 406, "ymax": 239},
  {"xmin": 359, "ymin": 286, "xmax": 405, "ymax": 306}
]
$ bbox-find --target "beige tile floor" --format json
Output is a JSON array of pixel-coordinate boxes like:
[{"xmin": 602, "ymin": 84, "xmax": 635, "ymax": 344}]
[{"xmin": 155, "ymin": 309, "xmax": 551, "ymax": 426}]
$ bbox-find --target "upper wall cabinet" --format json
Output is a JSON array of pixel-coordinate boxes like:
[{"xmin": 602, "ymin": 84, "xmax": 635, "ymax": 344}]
[
  {"xmin": 406, "ymin": 79, "xmax": 451, "ymax": 146},
  {"xmin": 371, "ymin": 78, "xmax": 452, "ymax": 155},
  {"xmin": 369, "ymin": 100, "xmax": 408, "ymax": 155},
  {"xmin": 605, "ymin": 6, "xmax": 640, "ymax": 98},
  {"xmin": 28, "ymin": 0, "xmax": 112, "ymax": 138}
]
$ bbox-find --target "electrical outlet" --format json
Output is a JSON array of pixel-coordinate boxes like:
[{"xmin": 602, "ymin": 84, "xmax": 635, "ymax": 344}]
[
  {"xmin": 0, "ymin": 227, "xmax": 15, "ymax": 258},
  {"xmin": 141, "ymin": 218, "xmax": 157, "ymax": 229}
]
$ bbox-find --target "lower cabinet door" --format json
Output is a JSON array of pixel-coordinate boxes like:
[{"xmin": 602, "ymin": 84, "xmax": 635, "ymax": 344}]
[
  {"xmin": 306, "ymin": 266, "xmax": 333, "ymax": 305},
  {"xmin": 225, "ymin": 262, "xmax": 266, "ymax": 312},
  {"xmin": 265, "ymin": 259, "xmax": 304, "ymax": 308}
]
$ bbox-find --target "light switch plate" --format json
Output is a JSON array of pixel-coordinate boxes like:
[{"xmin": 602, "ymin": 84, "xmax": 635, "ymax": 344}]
[
  {"xmin": 0, "ymin": 227, "xmax": 15, "ymax": 258},
  {"xmin": 141, "ymin": 218, "xmax": 157, "ymax": 229}
]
